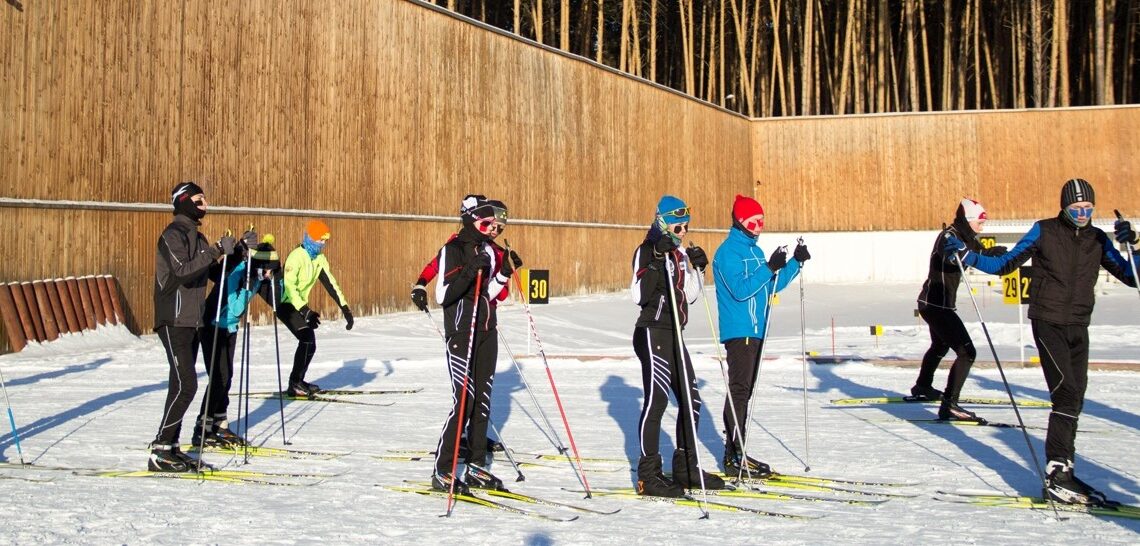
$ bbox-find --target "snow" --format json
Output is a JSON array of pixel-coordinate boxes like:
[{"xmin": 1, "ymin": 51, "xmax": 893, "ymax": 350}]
[{"xmin": 1, "ymin": 279, "xmax": 1138, "ymax": 544}]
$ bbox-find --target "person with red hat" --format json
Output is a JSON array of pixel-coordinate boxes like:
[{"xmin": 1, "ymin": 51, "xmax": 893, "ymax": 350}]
[
  {"xmin": 712, "ymin": 194, "xmax": 808, "ymax": 477},
  {"xmin": 275, "ymin": 219, "xmax": 353, "ymax": 397},
  {"xmin": 912, "ymin": 198, "xmax": 1006, "ymax": 423}
]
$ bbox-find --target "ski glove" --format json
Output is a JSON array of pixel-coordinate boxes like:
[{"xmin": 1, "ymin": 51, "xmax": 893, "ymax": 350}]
[
  {"xmin": 240, "ymin": 230, "xmax": 259, "ymax": 249},
  {"xmin": 464, "ymin": 251, "xmax": 493, "ymax": 278},
  {"xmin": 501, "ymin": 250, "xmax": 523, "ymax": 278},
  {"xmin": 686, "ymin": 246, "xmax": 709, "ymax": 270},
  {"xmin": 942, "ymin": 234, "xmax": 966, "ymax": 257},
  {"xmin": 341, "ymin": 305, "xmax": 354, "ymax": 330},
  {"xmin": 1115, "ymin": 219, "xmax": 1139, "ymax": 245},
  {"xmin": 300, "ymin": 305, "xmax": 320, "ymax": 329},
  {"xmin": 218, "ymin": 235, "xmax": 237, "ymax": 255},
  {"xmin": 653, "ymin": 235, "xmax": 678, "ymax": 256},
  {"xmin": 410, "ymin": 284, "xmax": 429, "ymax": 312},
  {"xmin": 767, "ymin": 247, "xmax": 788, "ymax": 272},
  {"xmin": 793, "ymin": 242, "xmax": 812, "ymax": 263}
]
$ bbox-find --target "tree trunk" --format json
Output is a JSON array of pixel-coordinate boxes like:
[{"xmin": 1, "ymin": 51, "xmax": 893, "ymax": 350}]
[
  {"xmin": 1095, "ymin": 0, "xmax": 1106, "ymax": 104},
  {"xmin": 918, "ymin": 0, "xmax": 932, "ymax": 111},
  {"xmin": 1031, "ymin": 0, "xmax": 1046, "ymax": 106},
  {"xmin": 802, "ymin": 0, "xmax": 815, "ymax": 114},
  {"xmin": 650, "ymin": 0, "xmax": 658, "ymax": 82},
  {"xmin": 560, "ymin": 0, "xmax": 569, "ymax": 51},
  {"xmin": 837, "ymin": 0, "xmax": 857, "ymax": 114},
  {"xmin": 620, "ymin": 0, "xmax": 630, "ymax": 71},
  {"xmin": 595, "ymin": 0, "xmax": 605, "ymax": 64}
]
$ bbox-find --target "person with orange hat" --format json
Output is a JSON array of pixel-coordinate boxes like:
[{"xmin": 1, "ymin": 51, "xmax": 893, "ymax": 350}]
[
  {"xmin": 276, "ymin": 219, "xmax": 353, "ymax": 397},
  {"xmin": 712, "ymin": 194, "xmax": 807, "ymax": 478}
]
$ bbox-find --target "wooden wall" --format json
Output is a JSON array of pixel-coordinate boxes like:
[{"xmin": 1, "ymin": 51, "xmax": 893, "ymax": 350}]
[
  {"xmin": 0, "ymin": 0, "xmax": 751, "ymax": 345},
  {"xmin": 753, "ymin": 107, "xmax": 1140, "ymax": 231}
]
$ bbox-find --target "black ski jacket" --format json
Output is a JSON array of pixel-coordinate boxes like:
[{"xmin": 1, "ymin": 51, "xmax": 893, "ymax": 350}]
[
  {"xmin": 154, "ymin": 214, "xmax": 222, "ymax": 330},
  {"xmin": 917, "ymin": 218, "xmax": 1006, "ymax": 311},
  {"xmin": 435, "ymin": 227, "xmax": 509, "ymax": 338},
  {"xmin": 630, "ymin": 227, "xmax": 700, "ymax": 330},
  {"xmin": 966, "ymin": 213, "xmax": 1138, "ymax": 325}
]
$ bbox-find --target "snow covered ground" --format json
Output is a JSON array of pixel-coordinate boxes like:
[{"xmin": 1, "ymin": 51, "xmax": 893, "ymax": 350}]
[{"xmin": 1, "ymin": 280, "xmax": 1138, "ymax": 544}]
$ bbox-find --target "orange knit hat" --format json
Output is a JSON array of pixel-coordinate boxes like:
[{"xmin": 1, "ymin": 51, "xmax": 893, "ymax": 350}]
[{"xmin": 305, "ymin": 220, "xmax": 331, "ymax": 241}]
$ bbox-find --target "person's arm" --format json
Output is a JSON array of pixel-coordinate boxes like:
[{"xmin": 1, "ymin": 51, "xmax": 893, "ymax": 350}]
[
  {"xmin": 485, "ymin": 247, "xmax": 509, "ymax": 302},
  {"xmin": 630, "ymin": 245, "xmax": 664, "ymax": 306},
  {"xmin": 682, "ymin": 254, "xmax": 701, "ymax": 304},
  {"xmin": 959, "ymin": 223, "xmax": 1040, "ymax": 276},
  {"xmin": 1099, "ymin": 231, "xmax": 1138, "ymax": 287},
  {"xmin": 713, "ymin": 247, "xmax": 777, "ymax": 302},
  {"xmin": 159, "ymin": 228, "xmax": 221, "ymax": 284},
  {"xmin": 438, "ymin": 244, "xmax": 486, "ymax": 307},
  {"xmin": 281, "ymin": 250, "xmax": 307, "ymax": 306},
  {"xmin": 773, "ymin": 256, "xmax": 800, "ymax": 293},
  {"xmin": 318, "ymin": 267, "xmax": 347, "ymax": 307}
]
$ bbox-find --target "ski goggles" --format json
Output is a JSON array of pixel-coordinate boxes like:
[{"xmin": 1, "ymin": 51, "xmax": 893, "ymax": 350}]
[{"xmin": 661, "ymin": 206, "xmax": 692, "ymax": 219}]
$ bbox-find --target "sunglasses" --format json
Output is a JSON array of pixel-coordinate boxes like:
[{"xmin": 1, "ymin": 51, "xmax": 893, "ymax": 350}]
[
  {"xmin": 661, "ymin": 207, "xmax": 692, "ymax": 218},
  {"xmin": 671, "ymin": 223, "xmax": 689, "ymax": 234},
  {"xmin": 476, "ymin": 217, "xmax": 504, "ymax": 233}
]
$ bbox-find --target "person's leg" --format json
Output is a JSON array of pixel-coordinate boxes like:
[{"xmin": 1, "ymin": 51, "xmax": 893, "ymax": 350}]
[
  {"xmin": 722, "ymin": 337, "xmax": 762, "ymax": 456},
  {"xmin": 277, "ymin": 304, "xmax": 314, "ymax": 389},
  {"xmin": 634, "ymin": 327, "xmax": 673, "ymax": 461},
  {"xmin": 914, "ymin": 308, "xmax": 951, "ymax": 398},
  {"xmin": 433, "ymin": 331, "xmax": 475, "ymax": 488},
  {"xmin": 154, "ymin": 326, "xmax": 200, "ymax": 446},
  {"xmin": 1033, "ymin": 319, "xmax": 1081, "ymax": 465},
  {"xmin": 465, "ymin": 333, "xmax": 497, "ymax": 467}
]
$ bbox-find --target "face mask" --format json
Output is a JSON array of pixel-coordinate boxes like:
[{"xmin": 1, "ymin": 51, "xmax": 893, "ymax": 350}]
[{"xmin": 1067, "ymin": 205, "xmax": 1094, "ymax": 227}]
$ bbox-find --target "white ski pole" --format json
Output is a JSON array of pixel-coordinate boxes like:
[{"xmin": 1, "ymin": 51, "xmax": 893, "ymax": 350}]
[{"xmin": 797, "ymin": 237, "xmax": 811, "ymax": 472}]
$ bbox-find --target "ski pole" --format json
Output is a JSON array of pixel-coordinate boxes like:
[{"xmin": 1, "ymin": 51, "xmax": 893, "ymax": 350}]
[
  {"xmin": 0, "ymin": 366, "xmax": 25, "ymax": 465},
  {"xmin": 496, "ymin": 330, "xmax": 568, "ymax": 454},
  {"xmin": 797, "ymin": 237, "xmax": 811, "ymax": 473},
  {"xmin": 446, "ymin": 270, "xmax": 482, "ymax": 517},
  {"xmin": 950, "ymin": 235, "xmax": 1058, "ymax": 519},
  {"xmin": 1113, "ymin": 210, "xmax": 1140, "ymax": 299},
  {"xmin": 489, "ymin": 422, "xmax": 524, "ymax": 482},
  {"xmin": 239, "ymin": 251, "xmax": 254, "ymax": 463},
  {"xmin": 197, "ymin": 246, "xmax": 228, "ymax": 471},
  {"xmin": 691, "ymin": 243, "xmax": 751, "ymax": 483},
  {"xmin": 504, "ymin": 240, "xmax": 592, "ymax": 498},
  {"xmin": 269, "ymin": 276, "xmax": 289, "ymax": 444},
  {"xmin": 738, "ymin": 262, "xmax": 782, "ymax": 484},
  {"xmin": 663, "ymin": 254, "xmax": 710, "ymax": 518}
]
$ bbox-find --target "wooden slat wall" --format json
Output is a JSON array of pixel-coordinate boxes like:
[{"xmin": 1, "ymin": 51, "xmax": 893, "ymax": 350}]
[{"xmin": 753, "ymin": 107, "xmax": 1140, "ymax": 231}]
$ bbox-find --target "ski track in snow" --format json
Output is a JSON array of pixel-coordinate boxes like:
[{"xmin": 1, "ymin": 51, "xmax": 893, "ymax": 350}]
[{"xmin": 1, "ymin": 282, "xmax": 1138, "ymax": 544}]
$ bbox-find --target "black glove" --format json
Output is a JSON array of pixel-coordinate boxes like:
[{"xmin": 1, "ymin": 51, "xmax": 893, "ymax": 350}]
[
  {"xmin": 464, "ymin": 251, "xmax": 492, "ymax": 278},
  {"xmin": 501, "ymin": 250, "xmax": 522, "ymax": 278},
  {"xmin": 989, "ymin": 245, "xmax": 1009, "ymax": 256},
  {"xmin": 767, "ymin": 247, "xmax": 788, "ymax": 272},
  {"xmin": 653, "ymin": 235, "xmax": 678, "ymax": 256},
  {"xmin": 299, "ymin": 305, "xmax": 320, "ymax": 329},
  {"xmin": 410, "ymin": 284, "xmax": 429, "ymax": 312},
  {"xmin": 793, "ymin": 242, "xmax": 811, "ymax": 263},
  {"xmin": 686, "ymin": 246, "xmax": 709, "ymax": 270},
  {"xmin": 341, "ymin": 305, "xmax": 353, "ymax": 330},
  {"xmin": 241, "ymin": 230, "xmax": 259, "ymax": 249},
  {"xmin": 1115, "ymin": 219, "xmax": 1138, "ymax": 245},
  {"xmin": 218, "ymin": 235, "xmax": 236, "ymax": 255}
]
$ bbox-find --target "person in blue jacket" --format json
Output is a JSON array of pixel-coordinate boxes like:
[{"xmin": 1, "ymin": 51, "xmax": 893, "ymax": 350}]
[
  {"xmin": 194, "ymin": 236, "xmax": 279, "ymax": 448},
  {"xmin": 713, "ymin": 194, "xmax": 809, "ymax": 476},
  {"xmin": 944, "ymin": 178, "xmax": 1138, "ymax": 506}
]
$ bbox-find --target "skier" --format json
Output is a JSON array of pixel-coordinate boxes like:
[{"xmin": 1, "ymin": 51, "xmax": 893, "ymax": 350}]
[
  {"xmin": 712, "ymin": 194, "xmax": 808, "ymax": 476},
  {"xmin": 945, "ymin": 179, "xmax": 1139, "ymax": 505},
  {"xmin": 149, "ymin": 182, "xmax": 252, "ymax": 472},
  {"xmin": 276, "ymin": 220, "xmax": 354, "ymax": 397},
  {"xmin": 431, "ymin": 196, "xmax": 522, "ymax": 494},
  {"xmin": 912, "ymin": 198, "xmax": 1007, "ymax": 422},
  {"xmin": 411, "ymin": 195, "xmax": 509, "ymax": 456},
  {"xmin": 193, "ymin": 235, "xmax": 279, "ymax": 448},
  {"xmin": 630, "ymin": 195, "xmax": 724, "ymax": 497}
]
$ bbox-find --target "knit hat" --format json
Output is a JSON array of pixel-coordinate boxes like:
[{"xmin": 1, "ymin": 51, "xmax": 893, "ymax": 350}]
[
  {"xmin": 171, "ymin": 181, "xmax": 206, "ymax": 220},
  {"xmin": 1060, "ymin": 178, "xmax": 1095, "ymax": 209},
  {"xmin": 956, "ymin": 198, "xmax": 987, "ymax": 223},
  {"xmin": 460, "ymin": 194, "xmax": 488, "ymax": 216},
  {"xmin": 305, "ymin": 220, "xmax": 331, "ymax": 241},
  {"xmin": 732, "ymin": 195, "xmax": 764, "ymax": 222},
  {"xmin": 656, "ymin": 195, "xmax": 690, "ymax": 225},
  {"xmin": 251, "ymin": 236, "xmax": 280, "ymax": 271}
]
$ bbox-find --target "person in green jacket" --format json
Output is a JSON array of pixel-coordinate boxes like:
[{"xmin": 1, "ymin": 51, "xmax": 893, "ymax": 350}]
[{"xmin": 276, "ymin": 220, "xmax": 353, "ymax": 396}]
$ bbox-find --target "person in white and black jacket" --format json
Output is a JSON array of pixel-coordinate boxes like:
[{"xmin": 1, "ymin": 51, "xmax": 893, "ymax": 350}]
[
  {"xmin": 630, "ymin": 195, "xmax": 724, "ymax": 497},
  {"xmin": 430, "ymin": 196, "xmax": 521, "ymax": 494},
  {"xmin": 149, "ymin": 181, "xmax": 254, "ymax": 472}
]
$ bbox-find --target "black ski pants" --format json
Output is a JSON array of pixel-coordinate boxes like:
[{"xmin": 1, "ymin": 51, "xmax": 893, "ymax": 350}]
[
  {"xmin": 434, "ymin": 328, "xmax": 497, "ymax": 474},
  {"xmin": 154, "ymin": 326, "xmax": 202, "ymax": 445},
  {"xmin": 1032, "ymin": 319, "xmax": 1089, "ymax": 463},
  {"xmin": 198, "ymin": 326, "xmax": 238, "ymax": 429},
  {"xmin": 276, "ymin": 303, "xmax": 317, "ymax": 386},
  {"xmin": 917, "ymin": 306, "xmax": 977, "ymax": 402},
  {"xmin": 722, "ymin": 337, "xmax": 763, "ymax": 455},
  {"xmin": 633, "ymin": 326, "xmax": 703, "ymax": 461}
]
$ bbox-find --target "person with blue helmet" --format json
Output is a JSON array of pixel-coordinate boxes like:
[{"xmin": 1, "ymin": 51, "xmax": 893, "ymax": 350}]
[
  {"xmin": 630, "ymin": 195, "xmax": 724, "ymax": 497},
  {"xmin": 712, "ymin": 194, "xmax": 808, "ymax": 476}
]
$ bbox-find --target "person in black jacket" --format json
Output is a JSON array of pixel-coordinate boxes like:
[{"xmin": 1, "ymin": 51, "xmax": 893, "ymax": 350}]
[
  {"xmin": 946, "ymin": 178, "xmax": 1138, "ymax": 506},
  {"xmin": 150, "ymin": 182, "xmax": 254, "ymax": 472},
  {"xmin": 430, "ymin": 196, "xmax": 521, "ymax": 494},
  {"xmin": 630, "ymin": 195, "xmax": 724, "ymax": 497},
  {"xmin": 913, "ymin": 198, "xmax": 1006, "ymax": 422}
]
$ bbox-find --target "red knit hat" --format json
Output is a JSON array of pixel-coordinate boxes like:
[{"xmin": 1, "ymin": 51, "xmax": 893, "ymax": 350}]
[
  {"xmin": 732, "ymin": 195, "xmax": 764, "ymax": 222},
  {"xmin": 305, "ymin": 220, "xmax": 331, "ymax": 241}
]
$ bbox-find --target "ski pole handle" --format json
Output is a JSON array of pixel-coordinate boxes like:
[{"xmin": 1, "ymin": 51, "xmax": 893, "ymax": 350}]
[{"xmin": 1115, "ymin": 209, "xmax": 1125, "ymax": 221}]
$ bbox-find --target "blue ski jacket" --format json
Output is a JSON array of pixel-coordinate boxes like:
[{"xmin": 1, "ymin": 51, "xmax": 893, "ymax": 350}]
[
  {"xmin": 713, "ymin": 226, "xmax": 800, "ymax": 342},
  {"xmin": 203, "ymin": 261, "xmax": 265, "ymax": 333}
]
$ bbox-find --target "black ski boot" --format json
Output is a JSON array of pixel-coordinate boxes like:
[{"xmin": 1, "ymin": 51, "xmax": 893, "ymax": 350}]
[
  {"xmin": 909, "ymin": 384, "xmax": 943, "ymax": 401},
  {"xmin": 938, "ymin": 402, "xmax": 986, "ymax": 423},
  {"xmin": 672, "ymin": 448, "xmax": 726, "ymax": 490},
  {"xmin": 301, "ymin": 381, "xmax": 322, "ymax": 395},
  {"xmin": 431, "ymin": 471, "xmax": 471, "ymax": 495},
  {"xmin": 148, "ymin": 443, "xmax": 192, "ymax": 472},
  {"xmin": 1071, "ymin": 466, "xmax": 1121, "ymax": 507},
  {"xmin": 722, "ymin": 448, "xmax": 772, "ymax": 478},
  {"xmin": 465, "ymin": 464, "xmax": 507, "ymax": 491},
  {"xmin": 286, "ymin": 382, "xmax": 313, "ymax": 398},
  {"xmin": 636, "ymin": 454, "xmax": 684, "ymax": 498},
  {"xmin": 486, "ymin": 438, "xmax": 505, "ymax": 453},
  {"xmin": 213, "ymin": 427, "xmax": 247, "ymax": 448},
  {"xmin": 1043, "ymin": 459, "xmax": 1095, "ymax": 505}
]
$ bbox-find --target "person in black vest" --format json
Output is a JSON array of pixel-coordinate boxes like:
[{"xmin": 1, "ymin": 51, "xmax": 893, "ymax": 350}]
[{"xmin": 945, "ymin": 179, "xmax": 1138, "ymax": 506}]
